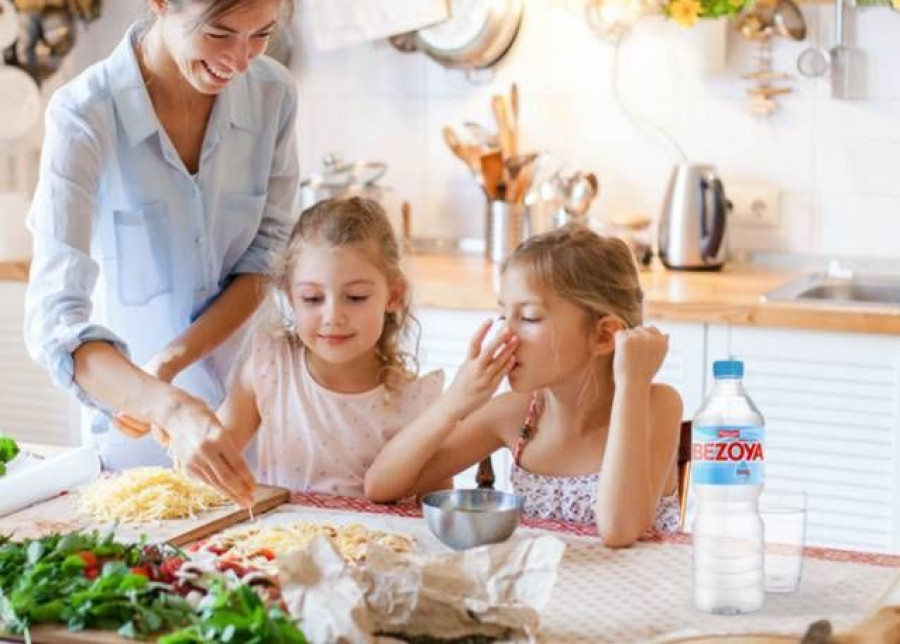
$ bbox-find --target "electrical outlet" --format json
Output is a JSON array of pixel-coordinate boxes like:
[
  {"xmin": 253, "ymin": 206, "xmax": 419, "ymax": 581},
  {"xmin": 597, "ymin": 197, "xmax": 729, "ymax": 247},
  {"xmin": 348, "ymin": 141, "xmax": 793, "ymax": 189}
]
[{"xmin": 729, "ymin": 185, "xmax": 781, "ymax": 228}]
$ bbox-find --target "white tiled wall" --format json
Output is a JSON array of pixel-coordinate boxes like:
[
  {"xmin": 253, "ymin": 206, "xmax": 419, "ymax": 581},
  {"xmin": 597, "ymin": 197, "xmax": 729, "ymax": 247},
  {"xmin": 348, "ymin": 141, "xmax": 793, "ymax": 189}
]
[
  {"xmin": 292, "ymin": 1, "xmax": 900, "ymax": 259},
  {"xmin": 37, "ymin": 0, "xmax": 900, "ymax": 259}
]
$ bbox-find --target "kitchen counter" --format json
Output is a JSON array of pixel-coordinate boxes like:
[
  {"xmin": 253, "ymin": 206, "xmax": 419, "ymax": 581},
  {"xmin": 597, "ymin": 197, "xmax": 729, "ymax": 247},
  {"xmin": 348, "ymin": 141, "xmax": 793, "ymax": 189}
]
[
  {"xmin": 5, "ymin": 256, "xmax": 899, "ymax": 334},
  {"xmin": 407, "ymin": 255, "xmax": 900, "ymax": 335},
  {"xmin": 0, "ymin": 261, "xmax": 27, "ymax": 282}
]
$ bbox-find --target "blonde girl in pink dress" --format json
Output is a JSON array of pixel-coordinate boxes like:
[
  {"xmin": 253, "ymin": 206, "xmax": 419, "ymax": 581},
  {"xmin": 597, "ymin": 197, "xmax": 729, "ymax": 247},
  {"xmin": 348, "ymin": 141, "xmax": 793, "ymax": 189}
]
[
  {"xmin": 217, "ymin": 197, "xmax": 443, "ymax": 497},
  {"xmin": 367, "ymin": 224, "xmax": 682, "ymax": 546}
]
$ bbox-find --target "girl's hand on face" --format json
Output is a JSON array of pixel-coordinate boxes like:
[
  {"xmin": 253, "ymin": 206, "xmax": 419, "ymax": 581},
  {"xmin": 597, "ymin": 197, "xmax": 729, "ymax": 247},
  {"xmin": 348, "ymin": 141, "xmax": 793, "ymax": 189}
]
[
  {"xmin": 612, "ymin": 326, "xmax": 669, "ymax": 386},
  {"xmin": 443, "ymin": 319, "xmax": 519, "ymax": 422}
]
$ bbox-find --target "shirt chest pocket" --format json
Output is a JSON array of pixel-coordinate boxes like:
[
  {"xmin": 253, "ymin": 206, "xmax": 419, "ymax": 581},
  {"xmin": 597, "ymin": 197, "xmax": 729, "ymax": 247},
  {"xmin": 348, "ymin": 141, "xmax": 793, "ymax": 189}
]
[
  {"xmin": 113, "ymin": 202, "xmax": 174, "ymax": 306},
  {"xmin": 219, "ymin": 191, "xmax": 268, "ymax": 272}
]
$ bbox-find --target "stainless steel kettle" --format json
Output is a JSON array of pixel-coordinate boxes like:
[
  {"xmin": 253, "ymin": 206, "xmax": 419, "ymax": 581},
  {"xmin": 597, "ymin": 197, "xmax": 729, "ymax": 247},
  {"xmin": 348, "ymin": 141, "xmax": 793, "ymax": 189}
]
[{"xmin": 658, "ymin": 164, "xmax": 729, "ymax": 271}]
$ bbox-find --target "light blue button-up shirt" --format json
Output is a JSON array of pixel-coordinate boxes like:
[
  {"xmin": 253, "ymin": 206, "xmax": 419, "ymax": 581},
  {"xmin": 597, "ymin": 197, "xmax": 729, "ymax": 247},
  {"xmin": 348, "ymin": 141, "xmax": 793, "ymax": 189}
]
[{"xmin": 24, "ymin": 24, "xmax": 299, "ymax": 470}]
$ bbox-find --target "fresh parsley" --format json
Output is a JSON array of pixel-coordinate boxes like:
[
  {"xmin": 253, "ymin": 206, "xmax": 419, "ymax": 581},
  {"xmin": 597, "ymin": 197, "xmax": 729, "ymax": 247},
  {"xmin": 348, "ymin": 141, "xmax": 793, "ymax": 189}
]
[
  {"xmin": 0, "ymin": 436, "xmax": 19, "ymax": 477},
  {"xmin": 0, "ymin": 531, "xmax": 308, "ymax": 642},
  {"xmin": 0, "ymin": 531, "xmax": 193, "ymax": 637},
  {"xmin": 159, "ymin": 581, "xmax": 307, "ymax": 644}
]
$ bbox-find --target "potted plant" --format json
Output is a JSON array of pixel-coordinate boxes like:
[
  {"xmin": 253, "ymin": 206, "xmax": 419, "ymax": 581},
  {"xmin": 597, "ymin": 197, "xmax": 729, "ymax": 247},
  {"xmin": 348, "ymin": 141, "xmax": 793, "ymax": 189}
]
[{"xmin": 661, "ymin": 0, "xmax": 746, "ymax": 27}]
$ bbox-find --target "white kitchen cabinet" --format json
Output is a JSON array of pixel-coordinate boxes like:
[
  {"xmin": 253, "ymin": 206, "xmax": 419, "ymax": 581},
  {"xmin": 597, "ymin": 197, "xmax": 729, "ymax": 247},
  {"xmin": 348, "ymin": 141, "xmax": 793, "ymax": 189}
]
[
  {"xmin": 648, "ymin": 319, "xmax": 707, "ymax": 419},
  {"xmin": 0, "ymin": 283, "xmax": 80, "ymax": 446},
  {"xmin": 415, "ymin": 308, "xmax": 708, "ymax": 491},
  {"xmin": 708, "ymin": 324, "xmax": 900, "ymax": 553}
]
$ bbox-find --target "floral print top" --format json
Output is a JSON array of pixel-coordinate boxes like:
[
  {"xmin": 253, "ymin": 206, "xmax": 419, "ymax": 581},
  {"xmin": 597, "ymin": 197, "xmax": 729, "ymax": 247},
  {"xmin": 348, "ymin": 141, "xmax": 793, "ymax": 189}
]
[{"xmin": 509, "ymin": 392, "xmax": 681, "ymax": 532}]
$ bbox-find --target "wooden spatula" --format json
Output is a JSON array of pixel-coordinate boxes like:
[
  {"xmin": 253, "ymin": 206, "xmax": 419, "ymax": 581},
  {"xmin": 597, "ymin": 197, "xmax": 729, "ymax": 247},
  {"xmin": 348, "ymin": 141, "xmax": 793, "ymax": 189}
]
[
  {"xmin": 491, "ymin": 95, "xmax": 517, "ymax": 160},
  {"xmin": 480, "ymin": 151, "xmax": 505, "ymax": 201}
]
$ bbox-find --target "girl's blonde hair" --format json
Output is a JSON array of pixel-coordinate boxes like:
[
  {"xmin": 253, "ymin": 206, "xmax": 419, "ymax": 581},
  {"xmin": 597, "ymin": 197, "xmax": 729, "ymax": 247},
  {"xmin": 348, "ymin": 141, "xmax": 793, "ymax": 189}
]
[
  {"xmin": 501, "ymin": 223, "xmax": 643, "ymax": 328},
  {"xmin": 269, "ymin": 196, "xmax": 418, "ymax": 393}
]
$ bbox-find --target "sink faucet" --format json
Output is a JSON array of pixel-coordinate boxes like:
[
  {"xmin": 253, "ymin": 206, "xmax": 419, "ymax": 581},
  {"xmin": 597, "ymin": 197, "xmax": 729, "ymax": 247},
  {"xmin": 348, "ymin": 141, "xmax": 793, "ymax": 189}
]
[{"xmin": 826, "ymin": 259, "xmax": 854, "ymax": 280}]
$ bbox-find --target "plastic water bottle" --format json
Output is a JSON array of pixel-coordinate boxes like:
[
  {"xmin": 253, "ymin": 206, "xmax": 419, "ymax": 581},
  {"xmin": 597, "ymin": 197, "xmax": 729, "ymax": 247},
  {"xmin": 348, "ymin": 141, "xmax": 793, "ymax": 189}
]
[{"xmin": 691, "ymin": 359, "xmax": 765, "ymax": 615}]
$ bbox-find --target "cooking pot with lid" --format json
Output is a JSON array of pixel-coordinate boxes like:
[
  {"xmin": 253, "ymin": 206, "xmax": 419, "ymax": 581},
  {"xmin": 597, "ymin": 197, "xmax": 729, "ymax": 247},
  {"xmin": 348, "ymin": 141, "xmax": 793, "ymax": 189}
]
[{"xmin": 299, "ymin": 154, "xmax": 389, "ymax": 211}]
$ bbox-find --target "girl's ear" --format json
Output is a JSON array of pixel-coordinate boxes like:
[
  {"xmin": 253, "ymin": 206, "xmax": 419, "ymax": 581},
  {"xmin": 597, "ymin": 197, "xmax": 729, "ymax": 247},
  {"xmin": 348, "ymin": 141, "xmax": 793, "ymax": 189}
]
[
  {"xmin": 386, "ymin": 277, "xmax": 408, "ymax": 313},
  {"xmin": 591, "ymin": 315, "xmax": 626, "ymax": 356}
]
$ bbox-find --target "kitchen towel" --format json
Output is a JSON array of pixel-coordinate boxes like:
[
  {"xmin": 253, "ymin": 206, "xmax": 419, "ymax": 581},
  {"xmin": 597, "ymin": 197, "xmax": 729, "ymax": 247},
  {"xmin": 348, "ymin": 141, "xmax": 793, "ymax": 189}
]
[
  {"xmin": 306, "ymin": 0, "xmax": 449, "ymax": 51},
  {"xmin": 0, "ymin": 446, "xmax": 101, "ymax": 517}
]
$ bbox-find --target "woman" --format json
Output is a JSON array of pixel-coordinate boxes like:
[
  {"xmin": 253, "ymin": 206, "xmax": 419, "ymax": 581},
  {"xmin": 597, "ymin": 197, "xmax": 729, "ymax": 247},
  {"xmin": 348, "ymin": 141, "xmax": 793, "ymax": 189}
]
[{"xmin": 24, "ymin": 0, "xmax": 298, "ymax": 506}]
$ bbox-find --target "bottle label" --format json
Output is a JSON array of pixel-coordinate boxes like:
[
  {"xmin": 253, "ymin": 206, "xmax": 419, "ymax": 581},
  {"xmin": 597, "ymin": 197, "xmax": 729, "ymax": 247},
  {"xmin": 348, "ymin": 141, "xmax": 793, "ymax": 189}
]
[{"xmin": 692, "ymin": 425, "xmax": 764, "ymax": 485}]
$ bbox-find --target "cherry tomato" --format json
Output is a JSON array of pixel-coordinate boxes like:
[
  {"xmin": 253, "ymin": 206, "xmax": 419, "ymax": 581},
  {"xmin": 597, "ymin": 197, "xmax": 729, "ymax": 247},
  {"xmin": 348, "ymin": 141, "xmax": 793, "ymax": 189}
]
[{"xmin": 77, "ymin": 551, "xmax": 98, "ymax": 569}]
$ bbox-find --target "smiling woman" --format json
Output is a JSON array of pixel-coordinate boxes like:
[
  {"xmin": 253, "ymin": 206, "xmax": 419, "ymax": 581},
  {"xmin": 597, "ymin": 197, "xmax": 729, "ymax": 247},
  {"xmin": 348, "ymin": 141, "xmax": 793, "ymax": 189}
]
[
  {"xmin": 140, "ymin": 0, "xmax": 294, "ymax": 97},
  {"xmin": 23, "ymin": 0, "xmax": 300, "ymax": 504}
]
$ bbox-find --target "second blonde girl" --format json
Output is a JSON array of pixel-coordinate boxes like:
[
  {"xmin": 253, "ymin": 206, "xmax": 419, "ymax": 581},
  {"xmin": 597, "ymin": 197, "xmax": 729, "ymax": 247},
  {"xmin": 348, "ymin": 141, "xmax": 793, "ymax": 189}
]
[{"xmin": 366, "ymin": 224, "xmax": 683, "ymax": 546}]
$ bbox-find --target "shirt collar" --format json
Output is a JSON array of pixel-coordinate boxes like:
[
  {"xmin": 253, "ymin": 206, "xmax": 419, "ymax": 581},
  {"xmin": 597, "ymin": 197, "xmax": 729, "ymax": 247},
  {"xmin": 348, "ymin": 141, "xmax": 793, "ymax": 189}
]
[
  {"xmin": 225, "ymin": 71, "xmax": 254, "ymax": 132},
  {"xmin": 107, "ymin": 23, "xmax": 256, "ymax": 149},
  {"xmin": 107, "ymin": 23, "xmax": 157, "ymax": 147}
]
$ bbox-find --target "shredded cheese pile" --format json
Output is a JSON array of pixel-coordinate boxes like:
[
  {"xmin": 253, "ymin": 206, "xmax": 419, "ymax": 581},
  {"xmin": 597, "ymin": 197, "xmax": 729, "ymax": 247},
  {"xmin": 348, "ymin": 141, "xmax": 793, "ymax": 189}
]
[
  {"xmin": 78, "ymin": 466, "xmax": 232, "ymax": 523},
  {"xmin": 211, "ymin": 521, "xmax": 413, "ymax": 563}
]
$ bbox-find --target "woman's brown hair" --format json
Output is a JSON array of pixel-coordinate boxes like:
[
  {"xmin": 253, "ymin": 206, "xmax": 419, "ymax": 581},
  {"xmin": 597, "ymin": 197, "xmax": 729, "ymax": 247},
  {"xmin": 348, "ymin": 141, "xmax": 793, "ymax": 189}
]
[
  {"xmin": 501, "ymin": 223, "xmax": 644, "ymax": 328},
  {"xmin": 160, "ymin": 0, "xmax": 294, "ymax": 30},
  {"xmin": 269, "ymin": 196, "xmax": 419, "ymax": 395}
]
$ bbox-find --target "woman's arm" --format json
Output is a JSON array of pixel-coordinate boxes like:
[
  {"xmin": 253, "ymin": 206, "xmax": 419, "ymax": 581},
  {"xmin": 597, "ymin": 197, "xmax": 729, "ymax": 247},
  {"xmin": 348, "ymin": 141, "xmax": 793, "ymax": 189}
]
[
  {"xmin": 144, "ymin": 274, "xmax": 267, "ymax": 382},
  {"xmin": 108, "ymin": 276, "xmax": 266, "ymax": 498},
  {"xmin": 72, "ymin": 342, "xmax": 255, "ymax": 505},
  {"xmin": 595, "ymin": 327, "xmax": 683, "ymax": 547},
  {"xmin": 365, "ymin": 319, "xmax": 519, "ymax": 502}
]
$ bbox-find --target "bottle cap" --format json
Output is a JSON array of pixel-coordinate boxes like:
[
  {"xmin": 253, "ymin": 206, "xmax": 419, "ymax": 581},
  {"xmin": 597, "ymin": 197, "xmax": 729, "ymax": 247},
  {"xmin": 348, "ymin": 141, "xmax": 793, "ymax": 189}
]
[{"xmin": 713, "ymin": 359, "xmax": 744, "ymax": 378}]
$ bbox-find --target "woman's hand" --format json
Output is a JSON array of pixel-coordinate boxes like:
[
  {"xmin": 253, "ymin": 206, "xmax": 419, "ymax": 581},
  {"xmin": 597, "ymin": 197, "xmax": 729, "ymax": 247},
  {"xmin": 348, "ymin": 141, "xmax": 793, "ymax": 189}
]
[
  {"xmin": 612, "ymin": 326, "xmax": 669, "ymax": 386},
  {"xmin": 155, "ymin": 390, "xmax": 256, "ymax": 507},
  {"xmin": 115, "ymin": 383, "xmax": 256, "ymax": 507},
  {"xmin": 112, "ymin": 353, "xmax": 184, "ymax": 441},
  {"xmin": 441, "ymin": 319, "xmax": 518, "ymax": 422}
]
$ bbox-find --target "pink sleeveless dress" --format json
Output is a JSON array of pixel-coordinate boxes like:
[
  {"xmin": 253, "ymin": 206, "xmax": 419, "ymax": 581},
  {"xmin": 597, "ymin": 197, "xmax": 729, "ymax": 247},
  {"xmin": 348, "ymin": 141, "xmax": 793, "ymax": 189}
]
[
  {"xmin": 509, "ymin": 392, "xmax": 680, "ymax": 531},
  {"xmin": 251, "ymin": 332, "xmax": 444, "ymax": 497}
]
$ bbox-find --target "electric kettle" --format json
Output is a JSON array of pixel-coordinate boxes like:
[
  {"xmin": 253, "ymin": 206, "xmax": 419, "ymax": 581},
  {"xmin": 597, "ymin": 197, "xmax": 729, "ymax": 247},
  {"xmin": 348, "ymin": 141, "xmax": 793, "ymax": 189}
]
[{"xmin": 658, "ymin": 164, "xmax": 729, "ymax": 271}]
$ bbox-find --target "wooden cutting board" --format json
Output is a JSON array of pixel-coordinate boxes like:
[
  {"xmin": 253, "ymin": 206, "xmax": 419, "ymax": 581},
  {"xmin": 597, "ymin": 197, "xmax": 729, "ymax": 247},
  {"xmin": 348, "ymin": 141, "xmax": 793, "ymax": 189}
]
[
  {"xmin": 0, "ymin": 484, "xmax": 290, "ymax": 546},
  {"xmin": 3, "ymin": 627, "xmax": 140, "ymax": 643},
  {"xmin": 666, "ymin": 636, "xmax": 799, "ymax": 643}
]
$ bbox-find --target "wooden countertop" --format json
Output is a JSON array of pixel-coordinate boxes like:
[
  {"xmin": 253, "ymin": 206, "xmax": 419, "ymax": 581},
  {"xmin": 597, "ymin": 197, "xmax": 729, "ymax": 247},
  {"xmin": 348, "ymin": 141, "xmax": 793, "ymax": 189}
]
[
  {"xmin": 407, "ymin": 255, "xmax": 900, "ymax": 335},
  {"xmin": 0, "ymin": 261, "xmax": 28, "ymax": 282},
  {"xmin": 5, "ymin": 257, "xmax": 899, "ymax": 335}
]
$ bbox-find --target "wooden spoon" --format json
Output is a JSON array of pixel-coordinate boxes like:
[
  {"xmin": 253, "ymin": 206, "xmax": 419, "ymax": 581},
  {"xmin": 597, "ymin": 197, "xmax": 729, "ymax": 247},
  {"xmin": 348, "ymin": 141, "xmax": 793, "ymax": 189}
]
[
  {"xmin": 480, "ymin": 151, "xmax": 505, "ymax": 201},
  {"xmin": 442, "ymin": 126, "xmax": 486, "ymax": 176},
  {"xmin": 491, "ymin": 95, "xmax": 517, "ymax": 160}
]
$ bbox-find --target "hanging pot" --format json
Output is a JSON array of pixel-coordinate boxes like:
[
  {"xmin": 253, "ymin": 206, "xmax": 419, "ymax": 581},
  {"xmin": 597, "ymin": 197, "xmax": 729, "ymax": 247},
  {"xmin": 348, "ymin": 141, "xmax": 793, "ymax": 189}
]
[
  {"xmin": 299, "ymin": 154, "xmax": 389, "ymax": 211},
  {"xmin": 389, "ymin": 0, "xmax": 523, "ymax": 71}
]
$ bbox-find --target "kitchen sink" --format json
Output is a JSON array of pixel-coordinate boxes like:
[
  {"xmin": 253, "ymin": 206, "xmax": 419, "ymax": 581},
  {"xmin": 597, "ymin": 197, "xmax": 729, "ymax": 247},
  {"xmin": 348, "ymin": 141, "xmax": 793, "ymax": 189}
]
[{"xmin": 764, "ymin": 273, "xmax": 900, "ymax": 307}]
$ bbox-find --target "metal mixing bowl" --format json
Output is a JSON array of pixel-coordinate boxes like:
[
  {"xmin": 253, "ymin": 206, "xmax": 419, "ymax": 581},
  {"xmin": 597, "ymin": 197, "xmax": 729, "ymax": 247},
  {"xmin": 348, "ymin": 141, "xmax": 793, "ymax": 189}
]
[{"xmin": 421, "ymin": 489, "xmax": 525, "ymax": 550}]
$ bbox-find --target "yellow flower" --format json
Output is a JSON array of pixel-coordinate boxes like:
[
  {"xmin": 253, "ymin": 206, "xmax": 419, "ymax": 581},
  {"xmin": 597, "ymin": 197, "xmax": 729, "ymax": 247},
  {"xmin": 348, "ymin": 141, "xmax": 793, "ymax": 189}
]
[
  {"xmin": 893, "ymin": 0, "xmax": 899, "ymax": 10},
  {"xmin": 668, "ymin": 0, "xmax": 703, "ymax": 26}
]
